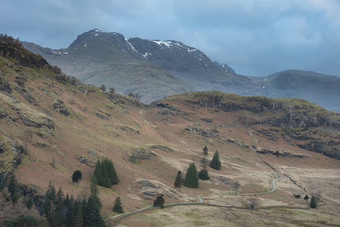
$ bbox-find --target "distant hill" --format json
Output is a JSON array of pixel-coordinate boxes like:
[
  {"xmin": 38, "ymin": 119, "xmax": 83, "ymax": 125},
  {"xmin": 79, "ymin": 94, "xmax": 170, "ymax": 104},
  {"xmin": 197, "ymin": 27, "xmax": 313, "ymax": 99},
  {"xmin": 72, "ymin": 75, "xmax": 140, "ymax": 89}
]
[{"xmin": 22, "ymin": 29, "xmax": 340, "ymax": 112}]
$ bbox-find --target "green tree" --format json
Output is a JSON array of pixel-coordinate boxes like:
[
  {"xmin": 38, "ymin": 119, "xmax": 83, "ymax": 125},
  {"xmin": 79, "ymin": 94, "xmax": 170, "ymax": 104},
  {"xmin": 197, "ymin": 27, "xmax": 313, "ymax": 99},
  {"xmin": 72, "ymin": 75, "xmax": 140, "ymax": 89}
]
[
  {"xmin": 310, "ymin": 195, "xmax": 317, "ymax": 208},
  {"xmin": 26, "ymin": 197, "xmax": 33, "ymax": 210},
  {"xmin": 4, "ymin": 215, "xmax": 40, "ymax": 227},
  {"xmin": 7, "ymin": 174, "xmax": 19, "ymax": 206},
  {"xmin": 72, "ymin": 170, "xmax": 82, "ymax": 183},
  {"xmin": 72, "ymin": 200, "xmax": 83, "ymax": 227},
  {"xmin": 113, "ymin": 197, "xmax": 124, "ymax": 213},
  {"xmin": 102, "ymin": 159, "xmax": 119, "ymax": 185},
  {"xmin": 203, "ymin": 146, "xmax": 208, "ymax": 156},
  {"xmin": 210, "ymin": 151, "xmax": 221, "ymax": 170},
  {"xmin": 153, "ymin": 194, "xmax": 165, "ymax": 208},
  {"xmin": 174, "ymin": 171, "xmax": 182, "ymax": 190},
  {"xmin": 184, "ymin": 162, "xmax": 199, "ymax": 188},
  {"xmin": 83, "ymin": 195, "xmax": 104, "ymax": 227},
  {"xmin": 94, "ymin": 159, "xmax": 119, "ymax": 188},
  {"xmin": 198, "ymin": 168, "xmax": 209, "ymax": 180},
  {"xmin": 0, "ymin": 174, "xmax": 6, "ymax": 192}
]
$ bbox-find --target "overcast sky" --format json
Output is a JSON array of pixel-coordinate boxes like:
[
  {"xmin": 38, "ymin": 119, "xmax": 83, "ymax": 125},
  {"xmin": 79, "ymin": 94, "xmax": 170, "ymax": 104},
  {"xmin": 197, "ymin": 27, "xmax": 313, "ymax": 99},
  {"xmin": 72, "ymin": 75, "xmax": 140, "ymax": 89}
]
[{"xmin": 1, "ymin": 0, "xmax": 340, "ymax": 76}]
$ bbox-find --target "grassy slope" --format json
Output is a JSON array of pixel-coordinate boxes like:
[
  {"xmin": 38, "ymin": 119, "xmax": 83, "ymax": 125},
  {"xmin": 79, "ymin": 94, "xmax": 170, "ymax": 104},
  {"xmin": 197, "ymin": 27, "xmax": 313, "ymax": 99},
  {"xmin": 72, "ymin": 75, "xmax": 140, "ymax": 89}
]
[{"xmin": 0, "ymin": 45, "xmax": 340, "ymax": 226}]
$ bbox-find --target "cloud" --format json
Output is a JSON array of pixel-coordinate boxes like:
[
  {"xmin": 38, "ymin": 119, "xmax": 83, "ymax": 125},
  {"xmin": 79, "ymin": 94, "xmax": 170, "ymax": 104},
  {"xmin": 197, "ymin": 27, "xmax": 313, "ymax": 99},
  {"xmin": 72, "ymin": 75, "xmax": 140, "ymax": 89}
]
[{"xmin": 0, "ymin": 0, "xmax": 339, "ymax": 76}]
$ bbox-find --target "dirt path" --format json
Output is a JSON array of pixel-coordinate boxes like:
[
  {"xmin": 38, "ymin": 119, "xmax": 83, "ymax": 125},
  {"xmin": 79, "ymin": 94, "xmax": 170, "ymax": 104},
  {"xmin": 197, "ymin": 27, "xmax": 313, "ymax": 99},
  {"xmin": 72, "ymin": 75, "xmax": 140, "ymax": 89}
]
[{"xmin": 105, "ymin": 176, "xmax": 283, "ymax": 226}]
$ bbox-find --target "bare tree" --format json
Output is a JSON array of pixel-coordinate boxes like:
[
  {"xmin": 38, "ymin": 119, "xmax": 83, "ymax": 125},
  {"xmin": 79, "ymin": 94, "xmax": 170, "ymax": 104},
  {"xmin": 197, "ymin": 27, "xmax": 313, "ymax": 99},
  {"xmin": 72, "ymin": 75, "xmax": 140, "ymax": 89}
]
[
  {"xmin": 231, "ymin": 181, "xmax": 241, "ymax": 194},
  {"xmin": 246, "ymin": 198, "xmax": 261, "ymax": 209}
]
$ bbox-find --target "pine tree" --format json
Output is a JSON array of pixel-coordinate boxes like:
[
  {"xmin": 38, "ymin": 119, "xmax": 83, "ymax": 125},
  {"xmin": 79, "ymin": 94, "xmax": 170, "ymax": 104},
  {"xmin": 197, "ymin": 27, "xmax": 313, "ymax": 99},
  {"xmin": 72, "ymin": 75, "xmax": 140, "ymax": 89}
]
[
  {"xmin": 0, "ymin": 174, "xmax": 6, "ymax": 192},
  {"xmin": 174, "ymin": 171, "xmax": 182, "ymax": 190},
  {"xmin": 310, "ymin": 195, "xmax": 317, "ymax": 208},
  {"xmin": 84, "ymin": 195, "xmax": 104, "ymax": 227},
  {"xmin": 45, "ymin": 182, "xmax": 57, "ymax": 203},
  {"xmin": 209, "ymin": 150, "xmax": 221, "ymax": 170},
  {"xmin": 94, "ymin": 159, "xmax": 119, "ymax": 188},
  {"xmin": 203, "ymin": 146, "xmax": 208, "ymax": 156},
  {"xmin": 26, "ymin": 196, "xmax": 33, "ymax": 210},
  {"xmin": 113, "ymin": 197, "xmax": 124, "ymax": 213},
  {"xmin": 102, "ymin": 159, "xmax": 119, "ymax": 185},
  {"xmin": 153, "ymin": 194, "xmax": 165, "ymax": 208},
  {"xmin": 199, "ymin": 168, "xmax": 209, "ymax": 180},
  {"xmin": 55, "ymin": 187, "xmax": 64, "ymax": 209},
  {"xmin": 184, "ymin": 162, "xmax": 199, "ymax": 188},
  {"xmin": 72, "ymin": 170, "xmax": 82, "ymax": 183},
  {"xmin": 7, "ymin": 173, "xmax": 19, "ymax": 206},
  {"xmin": 72, "ymin": 200, "xmax": 83, "ymax": 227}
]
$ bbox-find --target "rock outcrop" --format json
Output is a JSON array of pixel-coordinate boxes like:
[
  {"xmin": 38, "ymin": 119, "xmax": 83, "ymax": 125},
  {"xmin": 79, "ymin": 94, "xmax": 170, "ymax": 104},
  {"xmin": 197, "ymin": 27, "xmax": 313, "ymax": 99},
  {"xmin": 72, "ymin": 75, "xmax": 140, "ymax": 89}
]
[
  {"xmin": 129, "ymin": 148, "xmax": 156, "ymax": 162},
  {"xmin": 256, "ymin": 148, "xmax": 308, "ymax": 158}
]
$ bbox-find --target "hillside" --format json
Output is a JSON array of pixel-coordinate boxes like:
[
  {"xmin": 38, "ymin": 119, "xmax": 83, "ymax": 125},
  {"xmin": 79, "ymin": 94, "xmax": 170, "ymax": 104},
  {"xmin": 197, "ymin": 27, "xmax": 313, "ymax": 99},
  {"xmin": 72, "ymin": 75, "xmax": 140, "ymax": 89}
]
[
  {"xmin": 22, "ymin": 29, "xmax": 340, "ymax": 113},
  {"xmin": 1, "ymin": 37, "xmax": 340, "ymax": 226}
]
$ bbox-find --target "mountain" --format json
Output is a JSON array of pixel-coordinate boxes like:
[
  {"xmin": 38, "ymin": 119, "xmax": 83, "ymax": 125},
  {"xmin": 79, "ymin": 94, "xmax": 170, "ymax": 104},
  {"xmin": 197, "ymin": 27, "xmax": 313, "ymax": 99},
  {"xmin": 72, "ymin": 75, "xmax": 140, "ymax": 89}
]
[
  {"xmin": 22, "ymin": 29, "xmax": 340, "ymax": 113},
  {"xmin": 1, "ymin": 36, "xmax": 340, "ymax": 225},
  {"xmin": 258, "ymin": 70, "xmax": 340, "ymax": 112},
  {"xmin": 22, "ymin": 29, "xmax": 258, "ymax": 103}
]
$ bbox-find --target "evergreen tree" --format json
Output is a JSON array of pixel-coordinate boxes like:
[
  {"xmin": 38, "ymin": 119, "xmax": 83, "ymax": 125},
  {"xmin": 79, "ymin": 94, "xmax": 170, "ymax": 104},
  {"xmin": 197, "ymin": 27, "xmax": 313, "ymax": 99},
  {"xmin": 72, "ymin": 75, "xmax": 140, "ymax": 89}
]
[
  {"xmin": 26, "ymin": 197, "xmax": 33, "ymax": 210},
  {"xmin": 90, "ymin": 177, "xmax": 99, "ymax": 196},
  {"xmin": 174, "ymin": 171, "xmax": 182, "ymax": 190},
  {"xmin": 113, "ymin": 197, "xmax": 124, "ymax": 213},
  {"xmin": 209, "ymin": 151, "xmax": 221, "ymax": 170},
  {"xmin": 203, "ymin": 146, "xmax": 208, "ymax": 156},
  {"xmin": 94, "ymin": 159, "xmax": 119, "ymax": 188},
  {"xmin": 72, "ymin": 200, "xmax": 83, "ymax": 227},
  {"xmin": 64, "ymin": 194, "xmax": 74, "ymax": 227},
  {"xmin": 102, "ymin": 159, "xmax": 119, "ymax": 185},
  {"xmin": 310, "ymin": 195, "xmax": 317, "ymax": 208},
  {"xmin": 0, "ymin": 174, "xmax": 6, "ymax": 192},
  {"xmin": 7, "ymin": 174, "xmax": 19, "ymax": 206},
  {"xmin": 153, "ymin": 194, "xmax": 165, "ymax": 208},
  {"xmin": 45, "ymin": 182, "xmax": 57, "ymax": 203},
  {"xmin": 184, "ymin": 162, "xmax": 199, "ymax": 188},
  {"xmin": 55, "ymin": 187, "xmax": 64, "ymax": 209},
  {"xmin": 199, "ymin": 168, "xmax": 210, "ymax": 180},
  {"xmin": 72, "ymin": 170, "xmax": 82, "ymax": 183},
  {"xmin": 84, "ymin": 195, "xmax": 104, "ymax": 227}
]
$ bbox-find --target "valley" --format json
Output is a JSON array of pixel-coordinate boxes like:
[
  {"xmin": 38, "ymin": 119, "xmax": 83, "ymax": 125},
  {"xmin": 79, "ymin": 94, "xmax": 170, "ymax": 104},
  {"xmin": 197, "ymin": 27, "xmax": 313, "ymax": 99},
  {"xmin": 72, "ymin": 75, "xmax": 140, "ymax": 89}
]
[{"xmin": 1, "ymin": 35, "xmax": 340, "ymax": 227}]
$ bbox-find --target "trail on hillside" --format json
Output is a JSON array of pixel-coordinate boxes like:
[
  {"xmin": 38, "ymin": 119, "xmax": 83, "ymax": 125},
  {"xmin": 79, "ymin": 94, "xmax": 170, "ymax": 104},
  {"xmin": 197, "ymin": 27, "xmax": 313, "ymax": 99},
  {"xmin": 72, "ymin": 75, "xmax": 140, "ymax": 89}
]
[{"xmin": 105, "ymin": 176, "xmax": 285, "ymax": 226}]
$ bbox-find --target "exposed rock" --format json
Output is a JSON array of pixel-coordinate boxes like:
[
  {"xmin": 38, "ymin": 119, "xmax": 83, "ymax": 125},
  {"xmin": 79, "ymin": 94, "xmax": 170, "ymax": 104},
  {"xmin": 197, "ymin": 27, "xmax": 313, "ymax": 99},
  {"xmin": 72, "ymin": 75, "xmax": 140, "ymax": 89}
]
[
  {"xmin": 150, "ymin": 144, "xmax": 175, "ymax": 153},
  {"xmin": 154, "ymin": 103, "xmax": 187, "ymax": 116},
  {"xmin": 14, "ymin": 75, "xmax": 27, "ymax": 86},
  {"xmin": 185, "ymin": 126, "xmax": 217, "ymax": 137},
  {"xmin": 121, "ymin": 126, "xmax": 139, "ymax": 135},
  {"xmin": 298, "ymin": 140, "xmax": 340, "ymax": 160},
  {"xmin": 217, "ymin": 176, "xmax": 233, "ymax": 186},
  {"xmin": 20, "ymin": 111, "xmax": 54, "ymax": 129},
  {"xmin": 96, "ymin": 112, "xmax": 109, "ymax": 120},
  {"xmin": 15, "ymin": 87, "xmax": 38, "ymax": 105},
  {"xmin": 256, "ymin": 148, "xmax": 308, "ymax": 158},
  {"xmin": 76, "ymin": 154, "xmax": 96, "ymax": 167},
  {"xmin": 136, "ymin": 178, "xmax": 181, "ymax": 200},
  {"xmin": 0, "ymin": 76, "xmax": 12, "ymax": 93},
  {"xmin": 201, "ymin": 118, "xmax": 212, "ymax": 123},
  {"xmin": 129, "ymin": 148, "xmax": 156, "ymax": 162},
  {"xmin": 257, "ymin": 129, "xmax": 278, "ymax": 141},
  {"xmin": 53, "ymin": 99, "xmax": 70, "ymax": 116},
  {"xmin": 0, "ymin": 134, "xmax": 25, "ymax": 176},
  {"xmin": 0, "ymin": 141, "xmax": 4, "ymax": 153},
  {"xmin": 0, "ymin": 107, "xmax": 8, "ymax": 119}
]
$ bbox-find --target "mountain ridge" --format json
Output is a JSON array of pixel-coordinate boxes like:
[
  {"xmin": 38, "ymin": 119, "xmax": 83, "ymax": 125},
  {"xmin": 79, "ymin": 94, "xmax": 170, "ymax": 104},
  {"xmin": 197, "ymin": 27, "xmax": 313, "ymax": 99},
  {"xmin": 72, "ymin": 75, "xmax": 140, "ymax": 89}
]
[{"xmin": 22, "ymin": 29, "xmax": 340, "ymax": 112}]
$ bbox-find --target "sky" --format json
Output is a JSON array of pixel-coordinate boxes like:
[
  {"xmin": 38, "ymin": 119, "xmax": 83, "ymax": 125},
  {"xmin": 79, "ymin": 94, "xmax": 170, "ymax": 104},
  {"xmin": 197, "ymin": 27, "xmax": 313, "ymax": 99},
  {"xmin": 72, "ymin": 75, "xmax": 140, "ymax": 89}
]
[{"xmin": 1, "ymin": 0, "xmax": 340, "ymax": 76}]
